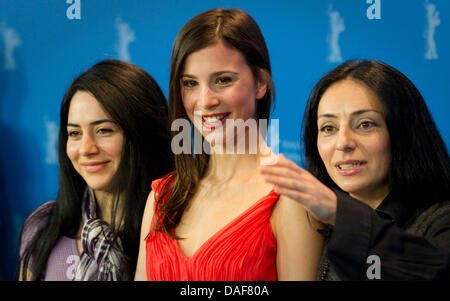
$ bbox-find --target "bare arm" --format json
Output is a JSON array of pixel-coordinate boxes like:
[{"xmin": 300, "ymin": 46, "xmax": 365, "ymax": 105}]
[
  {"xmin": 262, "ymin": 154, "xmax": 336, "ymax": 280},
  {"xmin": 134, "ymin": 190, "xmax": 155, "ymax": 281},
  {"xmin": 271, "ymin": 195, "xmax": 324, "ymax": 280}
]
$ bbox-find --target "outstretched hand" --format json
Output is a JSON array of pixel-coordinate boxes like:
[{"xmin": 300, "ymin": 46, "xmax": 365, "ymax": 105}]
[{"xmin": 260, "ymin": 154, "xmax": 337, "ymax": 226}]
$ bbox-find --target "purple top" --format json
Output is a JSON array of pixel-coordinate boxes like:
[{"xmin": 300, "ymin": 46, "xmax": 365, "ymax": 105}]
[{"xmin": 20, "ymin": 201, "xmax": 80, "ymax": 281}]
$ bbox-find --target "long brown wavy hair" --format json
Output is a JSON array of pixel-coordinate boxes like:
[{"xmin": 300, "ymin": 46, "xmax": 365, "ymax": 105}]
[{"xmin": 153, "ymin": 8, "xmax": 275, "ymax": 239}]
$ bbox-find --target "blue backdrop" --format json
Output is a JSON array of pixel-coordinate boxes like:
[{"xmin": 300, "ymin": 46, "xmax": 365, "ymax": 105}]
[{"xmin": 0, "ymin": 0, "xmax": 448, "ymax": 280}]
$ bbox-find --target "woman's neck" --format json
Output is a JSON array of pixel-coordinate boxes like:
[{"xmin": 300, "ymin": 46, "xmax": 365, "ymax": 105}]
[
  {"xmin": 206, "ymin": 152, "xmax": 260, "ymax": 182},
  {"xmin": 92, "ymin": 189, "xmax": 121, "ymax": 225},
  {"xmin": 205, "ymin": 134, "xmax": 276, "ymax": 182},
  {"xmin": 349, "ymin": 184, "xmax": 391, "ymax": 209}
]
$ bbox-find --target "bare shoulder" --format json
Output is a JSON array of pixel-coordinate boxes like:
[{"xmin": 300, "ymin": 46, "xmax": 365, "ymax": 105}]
[{"xmin": 271, "ymin": 195, "xmax": 310, "ymax": 239}]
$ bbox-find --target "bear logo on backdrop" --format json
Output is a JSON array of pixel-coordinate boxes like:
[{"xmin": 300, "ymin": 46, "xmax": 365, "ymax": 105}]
[
  {"xmin": 425, "ymin": 1, "xmax": 440, "ymax": 60},
  {"xmin": 115, "ymin": 16, "xmax": 135, "ymax": 62},
  {"xmin": 0, "ymin": 23, "xmax": 21, "ymax": 70},
  {"xmin": 327, "ymin": 4, "xmax": 346, "ymax": 63}
]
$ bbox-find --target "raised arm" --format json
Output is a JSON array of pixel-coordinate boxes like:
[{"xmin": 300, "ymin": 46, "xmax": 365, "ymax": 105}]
[{"xmin": 262, "ymin": 154, "xmax": 450, "ymax": 280}]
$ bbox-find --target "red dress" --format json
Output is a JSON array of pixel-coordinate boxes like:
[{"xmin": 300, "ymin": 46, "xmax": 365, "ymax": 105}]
[{"xmin": 146, "ymin": 177, "xmax": 279, "ymax": 281}]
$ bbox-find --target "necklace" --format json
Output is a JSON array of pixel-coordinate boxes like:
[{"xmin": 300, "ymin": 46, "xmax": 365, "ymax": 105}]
[{"xmin": 320, "ymin": 261, "xmax": 330, "ymax": 281}]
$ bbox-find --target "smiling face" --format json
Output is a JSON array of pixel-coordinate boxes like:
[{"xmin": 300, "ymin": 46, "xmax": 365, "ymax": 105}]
[
  {"xmin": 180, "ymin": 40, "xmax": 266, "ymax": 146},
  {"xmin": 317, "ymin": 79, "xmax": 392, "ymax": 205},
  {"xmin": 66, "ymin": 91, "xmax": 124, "ymax": 193}
]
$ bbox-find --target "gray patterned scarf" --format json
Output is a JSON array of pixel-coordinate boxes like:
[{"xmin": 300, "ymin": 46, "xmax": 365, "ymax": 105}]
[{"xmin": 74, "ymin": 188, "xmax": 129, "ymax": 281}]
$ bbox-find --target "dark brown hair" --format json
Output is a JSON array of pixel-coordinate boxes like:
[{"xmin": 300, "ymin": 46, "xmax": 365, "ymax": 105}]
[
  {"xmin": 154, "ymin": 8, "xmax": 275, "ymax": 238},
  {"xmin": 20, "ymin": 59, "xmax": 174, "ymax": 280}
]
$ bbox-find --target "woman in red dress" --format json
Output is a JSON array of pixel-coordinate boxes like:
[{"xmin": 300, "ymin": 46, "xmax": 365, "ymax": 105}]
[{"xmin": 134, "ymin": 8, "xmax": 324, "ymax": 281}]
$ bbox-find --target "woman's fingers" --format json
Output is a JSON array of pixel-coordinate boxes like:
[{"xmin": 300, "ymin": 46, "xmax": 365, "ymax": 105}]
[
  {"xmin": 263, "ymin": 173, "xmax": 305, "ymax": 192},
  {"xmin": 271, "ymin": 185, "xmax": 312, "ymax": 208},
  {"xmin": 261, "ymin": 154, "xmax": 305, "ymax": 174},
  {"xmin": 260, "ymin": 157, "xmax": 306, "ymax": 181},
  {"xmin": 275, "ymin": 184, "xmax": 336, "ymax": 225},
  {"xmin": 260, "ymin": 153, "xmax": 338, "ymax": 225},
  {"xmin": 260, "ymin": 165, "xmax": 303, "ymax": 181},
  {"xmin": 276, "ymin": 154, "xmax": 306, "ymax": 173}
]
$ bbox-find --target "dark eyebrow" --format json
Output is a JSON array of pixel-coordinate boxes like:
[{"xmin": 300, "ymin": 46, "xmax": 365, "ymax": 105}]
[
  {"xmin": 212, "ymin": 71, "xmax": 239, "ymax": 77},
  {"xmin": 317, "ymin": 113, "xmax": 337, "ymax": 119},
  {"xmin": 67, "ymin": 119, "xmax": 114, "ymax": 127},
  {"xmin": 318, "ymin": 109, "xmax": 382, "ymax": 119},
  {"xmin": 180, "ymin": 74, "xmax": 196, "ymax": 79},
  {"xmin": 181, "ymin": 71, "xmax": 239, "ymax": 78}
]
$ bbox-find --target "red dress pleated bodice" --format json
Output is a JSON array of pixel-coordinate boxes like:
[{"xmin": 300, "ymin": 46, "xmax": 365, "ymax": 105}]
[{"xmin": 146, "ymin": 177, "xmax": 279, "ymax": 281}]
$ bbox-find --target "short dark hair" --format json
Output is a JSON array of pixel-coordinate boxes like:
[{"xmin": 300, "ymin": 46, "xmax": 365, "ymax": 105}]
[
  {"xmin": 21, "ymin": 59, "xmax": 174, "ymax": 280},
  {"xmin": 302, "ymin": 59, "xmax": 450, "ymax": 206}
]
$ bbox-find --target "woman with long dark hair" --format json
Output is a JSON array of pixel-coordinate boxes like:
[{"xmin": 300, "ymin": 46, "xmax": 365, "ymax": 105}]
[
  {"xmin": 134, "ymin": 8, "xmax": 324, "ymax": 281},
  {"xmin": 19, "ymin": 59, "xmax": 174, "ymax": 280},
  {"xmin": 261, "ymin": 60, "xmax": 450, "ymax": 280}
]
